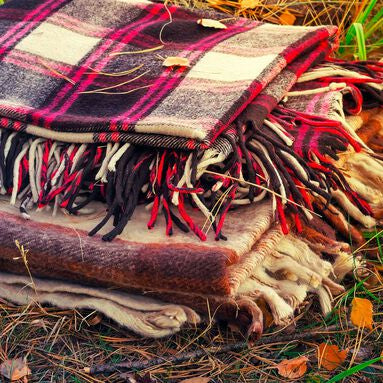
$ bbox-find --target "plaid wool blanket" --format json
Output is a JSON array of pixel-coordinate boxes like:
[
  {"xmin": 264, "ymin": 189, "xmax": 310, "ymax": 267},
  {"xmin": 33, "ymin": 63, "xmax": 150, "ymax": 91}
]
[
  {"xmin": 0, "ymin": 0, "xmax": 382, "ymax": 338},
  {"xmin": 2, "ymin": 0, "xmax": 382, "ymax": 241}
]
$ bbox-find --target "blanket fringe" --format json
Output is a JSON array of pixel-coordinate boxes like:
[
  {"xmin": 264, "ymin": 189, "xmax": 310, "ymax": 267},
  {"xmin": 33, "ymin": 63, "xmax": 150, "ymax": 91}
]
[
  {"xmin": 237, "ymin": 233, "xmax": 351, "ymax": 325},
  {"xmin": 0, "ymin": 118, "xmax": 373, "ymax": 241},
  {"xmin": 0, "ymin": 61, "xmax": 380, "ymax": 241}
]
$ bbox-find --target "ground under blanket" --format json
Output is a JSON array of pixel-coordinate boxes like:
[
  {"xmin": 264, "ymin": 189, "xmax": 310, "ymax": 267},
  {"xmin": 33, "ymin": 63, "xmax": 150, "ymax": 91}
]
[{"xmin": 0, "ymin": 0, "xmax": 382, "ymax": 338}]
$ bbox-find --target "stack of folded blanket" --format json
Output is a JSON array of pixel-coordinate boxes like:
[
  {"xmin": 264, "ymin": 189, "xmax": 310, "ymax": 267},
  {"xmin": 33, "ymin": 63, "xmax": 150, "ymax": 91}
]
[{"xmin": 0, "ymin": 0, "xmax": 382, "ymax": 338}]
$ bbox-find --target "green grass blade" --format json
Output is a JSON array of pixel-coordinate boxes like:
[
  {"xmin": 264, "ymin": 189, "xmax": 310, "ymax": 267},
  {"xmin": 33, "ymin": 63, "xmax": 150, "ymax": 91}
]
[
  {"xmin": 365, "ymin": 17, "xmax": 383, "ymax": 39},
  {"xmin": 344, "ymin": 0, "xmax": 376, "ymax": 46},
  {"xmin": 367, "ymin": 37, "xmax": 383, "ymax": 52},
  {"xmin": 356, "ymin": 0, "xmax": 378, "ymax": 24},
  {"xmin": 326, "ymin": 356, "xmax": 382, "ymax": 383},
  {"xmin": 351, "ymin": 23, "xmax": 367, "ymax": 60},
  {"xmin": 365, "ymin": 7, "xmax": 383, "ymax": 31}
]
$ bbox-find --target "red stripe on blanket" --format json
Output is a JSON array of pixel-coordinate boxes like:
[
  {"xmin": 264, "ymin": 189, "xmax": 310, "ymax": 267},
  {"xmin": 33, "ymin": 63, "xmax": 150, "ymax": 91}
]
[
  {"xmin": 114, "ymin": 19, "xmax": 252, "ymax": 128},
  {"xmin": 31, "ymin": 3, "xmax": 166, "ymax": 128}
]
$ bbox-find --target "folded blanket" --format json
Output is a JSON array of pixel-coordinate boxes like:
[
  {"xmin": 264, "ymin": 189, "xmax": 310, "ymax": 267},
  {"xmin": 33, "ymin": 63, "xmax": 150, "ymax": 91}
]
[
  {"xmin": 0, "ymin": 197, "xmax": 352, "ymax": 336},
  {"xmin": 0, "ymin": 271, "xmax": 200, "ymax": 338},
  {"xmin": 0, "ymin": 0, "xmax": 336, "ymax": 146},
  {"xmin": 0, "ymin": 0, "xmax": 382, "ymax": 338}
]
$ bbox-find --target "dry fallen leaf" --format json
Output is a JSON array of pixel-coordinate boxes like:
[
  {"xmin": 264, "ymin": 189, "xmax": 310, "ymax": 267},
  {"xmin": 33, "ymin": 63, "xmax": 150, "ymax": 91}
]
[
  {"xmin": 162, "ymin": 56, "xmax": 190, "ymax": 67},
  {"xmin": 0, "ymin": 358, "xmax": 31, "ymax": 382},
  {"xmin": 317, "ymin": 343, "xmax": 348, "ymax": 371},
  {"xmin": 279, "ymin": 10, "xmax": 296, "ymax": 25},
  {"xmin": 179, "ymin": 378, "xmax": 210, "ymax": 383},
  {"xmin": 88, "ymin": 312, "xmax": 103, "ymax": 326},
  {"xmin": 197, "ymin": 19, "xmax": 227, "ymax": 29},
  {"xmin": 350, "ymin": 297, "xmax": 374, "ymax": 330},
  {"xmin": 255, "ymin": 297, "xmax": 274, "ymax": 328},
  {"xmin": 276, "ymin": 356, "xmax": 308, "ymax": 379}
]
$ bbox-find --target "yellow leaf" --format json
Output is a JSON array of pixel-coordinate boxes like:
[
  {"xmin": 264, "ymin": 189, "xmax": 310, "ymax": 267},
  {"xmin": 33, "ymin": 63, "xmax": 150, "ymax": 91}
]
[
  {"xmin": 162, "ymin": 57, "xmax": 190, "ymax": 68},
  {"xmin": 279, "ymin": 11, "xmax": 296, "ymax": 26},
  {"xmin": 179, "ymin": 378, "xmax": 210, "ymax": 383},
  {"xmin": 240, "ymin": 0, "xmax": 258, "ymax": 9},
  {"xmin": 317, "ymin": 343, "xmax": 348, "ymax": 371},
  {"xmin": 197, "ymin": 19, "xmax": 227, "ymax": 29},
  {"xmin": 276, "ymin": 356, "xmax": 308, "ymax": 379},
  {"xmin": 350, "ymin": 297, "xmax": 374, "ymax": 330},
  {"xmin": 0, "ymin": 358, "xmax": 31, "ymax": 381}
]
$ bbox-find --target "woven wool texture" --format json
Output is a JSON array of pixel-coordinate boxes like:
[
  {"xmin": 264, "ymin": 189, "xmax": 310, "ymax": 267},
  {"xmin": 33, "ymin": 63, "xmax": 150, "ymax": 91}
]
[
  {"xmin": 0, "ymin": 0, "xmax": 336, "ymax": 148},
  {"xmin": 0, "ymin": 197, "xmax": 352, "ymax": 336},
  {"xmin": 0, "ymin": 271, "xmax": 200, "ymax": 338}
]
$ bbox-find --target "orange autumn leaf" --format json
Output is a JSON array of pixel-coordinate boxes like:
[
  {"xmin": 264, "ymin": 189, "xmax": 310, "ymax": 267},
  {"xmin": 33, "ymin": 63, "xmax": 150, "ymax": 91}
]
[
  {"xmin": 317, "ymin": 343, "xmax": 348, "ymax": 371},
  {"xmin": 350, "ymin": 297, "xmax": 374, "ymax": 330},
  {"xmin": 279, "ymin": 11, "xmax": 296, "ymax": 26},
  {"xmin": 276, "ymin": 356, "xmax": 308, "ymax": 379}
]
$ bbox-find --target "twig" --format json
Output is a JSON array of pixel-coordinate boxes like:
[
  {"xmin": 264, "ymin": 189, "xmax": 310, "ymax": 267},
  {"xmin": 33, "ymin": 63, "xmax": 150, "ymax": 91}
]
[
  {"xmin": 203, "ymin": 170, "xmax": 321, "ymax": 217},
  {"xmin": 85, "ymin": 323, "xmax": 355, "ymax": 375}
]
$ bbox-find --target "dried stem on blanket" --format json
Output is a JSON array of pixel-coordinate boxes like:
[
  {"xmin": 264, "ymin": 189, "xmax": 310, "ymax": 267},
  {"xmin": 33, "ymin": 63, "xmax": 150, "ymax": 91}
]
[
  {"xmin": 159, "ymin": 0, "xmax": 173, "ymax": 45},
  {"xmin": 204, "ymin": 170, "xmax": 320, "ymax": 217},
  {"xmin": 85, "ymin": 64, "xmax": 144, "ymax": 77},
  {"xmin": 109, "ymin": 45, "xmax": 164, "ymax": 56},
  {"xmin": 39, "ymin": 59, "xmax": 75, "ymax": 85},
  {"xmin": 86, "ymin": 84, "xmax": 153, "ymax": 95},
  {"xmin": 79, "ymin": 70, "xmax": 151, "ymax": 94}
]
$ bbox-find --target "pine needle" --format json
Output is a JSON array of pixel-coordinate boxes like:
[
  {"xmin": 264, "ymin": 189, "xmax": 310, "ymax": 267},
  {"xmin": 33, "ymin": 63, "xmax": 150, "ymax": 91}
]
[
  {"xmin": 85, "ymin": 64, "xmax": 144, "ymax": 77},
  {"xmin": 79, "ymin": 70, "xmax": 150, "ymax": 94},
  {"xmin": 81, "ymin": 84, "xmax": 152, "ymax": 95},
  {"xmin": 109, "ymin": 45, "xmax": 164, "ymax": 56},
  {"xmin": 204, "ymin": 169, "xmax": 321, "ymax": 217},
  {"xmin": 39, "ymin": 59, "xmax": 75, "ymax": 85},
  {"xmin": 353, "ymin": 228, "xmax": 383, "ymax": 254},
  {"xmin": 202, "ymin": 185, "xmax": 234, "ymax": 234}
]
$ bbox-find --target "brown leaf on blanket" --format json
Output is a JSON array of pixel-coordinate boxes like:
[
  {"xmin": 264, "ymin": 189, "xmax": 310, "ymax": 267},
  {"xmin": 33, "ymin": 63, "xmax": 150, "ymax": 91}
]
[
  {"xmin": 0, "ymin": 358, "xmax": 31, "ymax": 382},
  {"xmin": 276, "ymin": 356, "xmax": 308, "ymax": 379},
  {"xmin": 317, "ymin": 343, "xmax": 348, "ymax": 371},
  {"xmin": 197, "ymin": 18, "xmax": 227, "ymax": 29},
  {"xmin": 179, "ymin": 377, "xmax": 210, "ymax": 383},
  {"xmin": 162, "ymin": 57, "xmax": 190, "ymax": 67}
]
